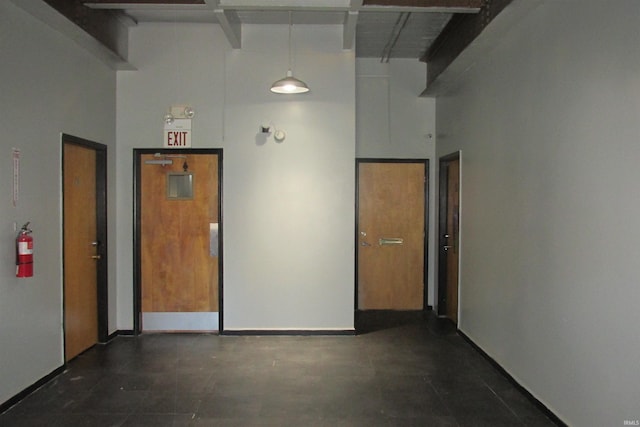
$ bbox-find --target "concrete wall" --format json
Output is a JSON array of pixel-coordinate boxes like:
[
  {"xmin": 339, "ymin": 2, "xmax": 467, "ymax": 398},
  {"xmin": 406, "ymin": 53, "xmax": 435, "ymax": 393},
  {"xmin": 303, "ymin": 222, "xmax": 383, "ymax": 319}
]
[
  {"xmin": 0, "ymin": 2, "xmax": 116, "ymax": 405},
  {"xmin": 435, "ymin": 1, "xmax": 640, "ymax": 425}
]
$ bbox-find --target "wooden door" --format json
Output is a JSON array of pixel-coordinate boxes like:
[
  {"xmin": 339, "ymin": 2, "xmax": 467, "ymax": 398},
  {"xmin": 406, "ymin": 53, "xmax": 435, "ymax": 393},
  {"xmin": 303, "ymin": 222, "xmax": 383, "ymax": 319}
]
[
  {"xmin": 438, "ymin": 154, "xmax": 460, "ymax": 324},
  {"xmin": 63, "ymin": 143, "xmax": 99, "ymax": 360},
  {"xmin": 357, "ymin": 161, "xmax": 426, "ymax": 310},
  {"xmin": 140, "ymin": 152, "xmax": 219, "ymax": 331}
]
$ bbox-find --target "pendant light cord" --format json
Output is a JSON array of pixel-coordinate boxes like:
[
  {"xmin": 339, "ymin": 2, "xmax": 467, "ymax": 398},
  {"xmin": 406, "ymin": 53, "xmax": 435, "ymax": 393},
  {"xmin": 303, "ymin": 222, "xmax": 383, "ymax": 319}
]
[
  {"xmin": 269, "ymin": 10, "xmax": 309, "ymax": 93},
  {"xmin": 288, "ymin": 11, "xmax": 293, "ymax": 71}
]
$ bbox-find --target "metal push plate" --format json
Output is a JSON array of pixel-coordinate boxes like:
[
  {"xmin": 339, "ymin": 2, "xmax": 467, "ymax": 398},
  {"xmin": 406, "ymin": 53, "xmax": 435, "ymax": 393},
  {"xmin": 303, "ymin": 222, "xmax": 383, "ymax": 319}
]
[
  {"xmin": 379, "ymin": 237, "xmax": 403, "ymax": 245},
  {"xmin": 210, "ymin": 223, "xmax": 219, "ymax": 257}
]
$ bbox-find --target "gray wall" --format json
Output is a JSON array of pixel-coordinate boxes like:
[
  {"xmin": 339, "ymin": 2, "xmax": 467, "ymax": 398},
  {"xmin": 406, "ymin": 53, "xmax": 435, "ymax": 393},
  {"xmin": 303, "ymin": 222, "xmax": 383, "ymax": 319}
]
[
  {"xmin": 436, "ymin": 0, "xmax": 640, "ymax": 425},
  {"xmin": 0, "ymin": 6, "xmax": 437, "ymax": 400},
  {"xmin": 355, "ymin": 58, "xmax": 437, "ymax": 306},
  {"xmin": 117, "ymin": 23, "xmax": 355, "ymax": 330},
  {"xmin": 115, "ymin": 23, "xmax": 227, "ymax": 329},
  {"xmin": 0, "ymin": 2, "xmax": 116, "ymax": 404}
]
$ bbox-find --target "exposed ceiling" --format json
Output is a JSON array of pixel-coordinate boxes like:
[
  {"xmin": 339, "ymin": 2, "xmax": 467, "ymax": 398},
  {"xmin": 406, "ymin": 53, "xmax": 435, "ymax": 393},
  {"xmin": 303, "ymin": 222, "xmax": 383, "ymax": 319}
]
[
  {"xmin": 80, "ymin": 0, "xmax": 484, "ymax": 61},
  {"xmin": 24, "ymin": 0, "xmax": 512, "ymax": 92}
]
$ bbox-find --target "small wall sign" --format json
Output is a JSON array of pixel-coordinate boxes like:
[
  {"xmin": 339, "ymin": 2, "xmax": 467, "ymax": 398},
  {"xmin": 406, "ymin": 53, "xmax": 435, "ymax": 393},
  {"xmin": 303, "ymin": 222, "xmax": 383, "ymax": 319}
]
[
  {"xmin": 164, "ymin": 119, "xmax": 192, "ymax": 148},
  {"xmin": 12, "ymin": 148, "xmax": 20, "ymax": 207}
]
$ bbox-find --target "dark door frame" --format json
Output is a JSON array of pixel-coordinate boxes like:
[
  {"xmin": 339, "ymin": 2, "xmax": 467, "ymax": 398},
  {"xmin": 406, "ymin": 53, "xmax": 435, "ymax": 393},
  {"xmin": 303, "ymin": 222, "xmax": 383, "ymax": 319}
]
[
  {"xmin": 133, "ymin": 148, "xmax": 223, "ymax": 335},
  {"xmin": 61, "ymin": 133, "xmax": 109, "ymax": 348},
  {"xmin": 354, "ymin": 158, "xmax": 430, "ymax": 315},
  {"xmin": 437, "ymin": 151, "xmax": 460, "ymax": 317}
]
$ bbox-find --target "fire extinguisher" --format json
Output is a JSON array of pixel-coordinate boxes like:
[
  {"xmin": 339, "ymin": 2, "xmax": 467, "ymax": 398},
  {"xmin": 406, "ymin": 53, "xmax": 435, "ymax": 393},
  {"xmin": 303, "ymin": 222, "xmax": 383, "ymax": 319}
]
[{"xmin": 16, "ymin": 222, "xmax": 33, "ymax": 278}]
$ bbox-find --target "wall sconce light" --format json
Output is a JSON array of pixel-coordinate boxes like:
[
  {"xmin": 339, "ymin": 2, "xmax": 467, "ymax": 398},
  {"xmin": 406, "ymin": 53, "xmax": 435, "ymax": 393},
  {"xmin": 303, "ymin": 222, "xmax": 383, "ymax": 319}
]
[{"xmin": 258, "ymin": 124, "xmax": 286, "ymax": 142}]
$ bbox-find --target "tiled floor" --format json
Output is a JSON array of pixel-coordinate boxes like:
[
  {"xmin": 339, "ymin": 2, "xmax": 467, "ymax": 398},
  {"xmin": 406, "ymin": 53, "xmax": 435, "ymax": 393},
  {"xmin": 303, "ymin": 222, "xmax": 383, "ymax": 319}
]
[{"xmin": 1, "ymin": 313, "xmax": 557, "ymax": 426}]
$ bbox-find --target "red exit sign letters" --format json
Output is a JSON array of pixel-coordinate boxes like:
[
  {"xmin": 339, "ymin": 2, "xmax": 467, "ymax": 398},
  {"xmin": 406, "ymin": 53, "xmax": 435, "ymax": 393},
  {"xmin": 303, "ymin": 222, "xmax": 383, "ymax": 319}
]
[
  {"xmin": 164, "ymin": 119, "xmax": 192, "ymax": 148},
  {"xmin": 166, "ymin": 131, "xmax": 189, "ymax": 147}
]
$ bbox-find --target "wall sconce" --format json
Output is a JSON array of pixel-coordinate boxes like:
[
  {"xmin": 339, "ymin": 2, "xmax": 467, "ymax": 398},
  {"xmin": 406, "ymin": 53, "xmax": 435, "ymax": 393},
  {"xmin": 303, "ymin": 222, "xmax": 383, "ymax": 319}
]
[{"xmin": 259, "ymin": 124, "xmax": 286, "ymax": 142}]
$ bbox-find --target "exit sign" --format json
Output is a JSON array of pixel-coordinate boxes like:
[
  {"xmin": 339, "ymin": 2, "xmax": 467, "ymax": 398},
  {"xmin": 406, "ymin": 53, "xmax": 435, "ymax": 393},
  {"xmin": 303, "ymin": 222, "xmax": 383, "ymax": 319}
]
[{"xmin": 164, "ymin": 119, "xmax": 192, "ymax": 148}]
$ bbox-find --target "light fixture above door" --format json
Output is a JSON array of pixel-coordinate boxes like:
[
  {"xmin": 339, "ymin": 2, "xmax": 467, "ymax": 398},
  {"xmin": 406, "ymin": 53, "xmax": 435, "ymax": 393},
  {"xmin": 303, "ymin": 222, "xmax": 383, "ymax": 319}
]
[{"xmin": 270, "ymin": 12, "xmax": 310, "ymax": 94}]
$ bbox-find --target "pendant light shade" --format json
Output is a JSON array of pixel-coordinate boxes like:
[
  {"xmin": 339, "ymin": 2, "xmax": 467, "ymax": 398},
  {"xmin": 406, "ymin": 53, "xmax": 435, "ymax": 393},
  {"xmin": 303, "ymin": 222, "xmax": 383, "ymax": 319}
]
[
  {"xmin": 270, "ymin": 12, "xmax": 309, "ymax": 94},
  {"xmin": 270, "ymin": 70, "xmax": 309, "ymax": 94}
]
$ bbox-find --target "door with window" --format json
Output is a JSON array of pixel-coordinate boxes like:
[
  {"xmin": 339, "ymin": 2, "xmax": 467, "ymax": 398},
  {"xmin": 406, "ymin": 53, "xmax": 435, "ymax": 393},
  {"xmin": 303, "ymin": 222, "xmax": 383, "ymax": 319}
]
[
  {"xmin": 357, "ymin": 160, "xmax": 427, "ymax": 310},
  {"xmin": 136, "ymin": 149, "xmax": 221, "ymax": 332}
]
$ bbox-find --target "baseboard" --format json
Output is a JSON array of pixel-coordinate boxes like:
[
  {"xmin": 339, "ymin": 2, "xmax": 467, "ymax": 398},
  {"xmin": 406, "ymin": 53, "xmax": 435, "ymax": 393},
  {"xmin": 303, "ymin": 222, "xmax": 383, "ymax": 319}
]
[
  {"xmin": 221, "ymin": 329, "xmax": 356, "ymax": 336},
  {"xmin": 105, "ymin": 331, "xmax": 119, "ymax": 341},
  {"xmin": 2, "ymin": 330, "xmax": 139, "ymax": 414},
  {"xmin": 101, "ymin": 330, "xmax": 135, "ymax": 343},
  {"xmin": 458, "ymin": 330, "xmax": 567, "ymax": 427},
  {"xmin": 0, "ymin": 365, "xmax": 65, "ymax": 414}
]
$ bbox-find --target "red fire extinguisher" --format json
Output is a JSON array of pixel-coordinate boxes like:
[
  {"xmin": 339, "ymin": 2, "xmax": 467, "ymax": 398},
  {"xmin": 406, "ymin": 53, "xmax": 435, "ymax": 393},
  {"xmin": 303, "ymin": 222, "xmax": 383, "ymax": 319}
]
[{"xmin": 16, "ymin": 222, "xmax": 33, "ymax": 278}]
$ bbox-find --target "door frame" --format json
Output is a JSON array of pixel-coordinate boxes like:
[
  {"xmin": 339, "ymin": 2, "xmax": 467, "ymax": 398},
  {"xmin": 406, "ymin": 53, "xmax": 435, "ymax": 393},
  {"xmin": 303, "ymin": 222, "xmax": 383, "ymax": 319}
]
[
  {"xmin": 61, "ymin": 134, "xmax": 109, "ymax": 351},
  {"xmin": 437, "ymin": 151, "xmax": 460, "ymax": 319},
  {"xmin": 354, "ymin": 158, "xmax": 430, "ymax": 313},
  {"xmin": 133, "ymin": 148, "xmax": 223, "ymax": 334}
]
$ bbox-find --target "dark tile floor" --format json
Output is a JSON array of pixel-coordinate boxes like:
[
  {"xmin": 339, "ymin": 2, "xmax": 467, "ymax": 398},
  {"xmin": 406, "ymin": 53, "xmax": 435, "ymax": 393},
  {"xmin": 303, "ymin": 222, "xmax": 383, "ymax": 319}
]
[{"xmin": 1, "ymin": 312, "xmax": 557, "ymax": 426}]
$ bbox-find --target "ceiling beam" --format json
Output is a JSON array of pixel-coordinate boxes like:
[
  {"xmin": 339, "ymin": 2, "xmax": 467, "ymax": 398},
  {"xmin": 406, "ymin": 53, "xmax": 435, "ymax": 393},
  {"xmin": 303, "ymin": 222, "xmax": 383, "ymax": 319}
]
[
  {"xmin": 86, "ymin": 0, "xmax": 204, "ymax": 4},
  {"xmin": 86, "ymin": 0, "xmax": 482, "ymax": 7},
  {"xmin": 343, "ymin": 11, "xmax": 358, "ymax": 50},
  {"xmin": 12, "ymin": 0, "xmax": 134, "ymax": 69},
  {"xmin": 363, "ymin": 0, "xmax": 482, "ymax": 8},
  {"xmin": 214, "ymin": 9, "xmax": 242, "ymax": 48},
  {"xmin": 42, "ymin": 0, "xmax": 125, "ymax": 57},
  {"xmin": 85, "ymin": 0, "xmax": 480, "ymax": 12},
  {"xmin": 84, "ymin": 2, "xmax": 208, "ymax": 9},
  {"xmin": 421, "ymin": 0, "xmax": 512, "ymax": 92},
  {"xmin": 218, "ymin": 0, "xmax": 349, "ymax": 9},
  {"xmin": 343, "ymin": 0, "xmax": 361, "ymax": 50}
]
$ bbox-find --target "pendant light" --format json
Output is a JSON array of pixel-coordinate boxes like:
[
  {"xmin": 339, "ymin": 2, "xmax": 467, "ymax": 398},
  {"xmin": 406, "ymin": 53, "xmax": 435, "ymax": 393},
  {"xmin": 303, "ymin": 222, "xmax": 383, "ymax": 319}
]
[{"xmin": 270, "ymin": 12, "xmax": 309, "ymax": 94}]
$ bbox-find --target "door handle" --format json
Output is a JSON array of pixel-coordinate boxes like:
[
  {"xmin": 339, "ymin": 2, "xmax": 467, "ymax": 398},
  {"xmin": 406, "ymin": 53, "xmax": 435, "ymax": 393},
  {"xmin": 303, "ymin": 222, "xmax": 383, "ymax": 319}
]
[
  {"xmin": 379, "ymin": 238, "xmax": 403, "ymax": 245},
  {"xmin": 91, "ymin": 255, "xmax": 101, "ymax": 260}
]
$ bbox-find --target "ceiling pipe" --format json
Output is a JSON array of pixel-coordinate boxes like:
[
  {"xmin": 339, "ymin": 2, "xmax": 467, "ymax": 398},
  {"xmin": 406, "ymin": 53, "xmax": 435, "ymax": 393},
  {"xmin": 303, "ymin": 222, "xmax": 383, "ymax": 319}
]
[{"xmin": 380, "ymin": 11, "xmax": 411, "ymax": 63}]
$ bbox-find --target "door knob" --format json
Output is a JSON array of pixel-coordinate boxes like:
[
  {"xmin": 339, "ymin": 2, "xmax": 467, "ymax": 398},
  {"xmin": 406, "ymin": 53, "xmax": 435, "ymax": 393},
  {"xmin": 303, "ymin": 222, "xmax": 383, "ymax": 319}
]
[
  {"xmin": 443, "ymin": 245, "xmax": 453, "ymax": 251},
  {"xmin": 91, "ymin": 255, "xmax": 101, "ymax": 260}
]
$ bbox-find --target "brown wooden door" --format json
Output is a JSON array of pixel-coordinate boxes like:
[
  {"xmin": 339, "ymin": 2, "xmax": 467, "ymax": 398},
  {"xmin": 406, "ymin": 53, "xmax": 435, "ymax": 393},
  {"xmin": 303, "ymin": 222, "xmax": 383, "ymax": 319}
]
[
  {"xmin": 140, "ymin": 152, "xmax": 219, "ymax": 331},
  {"xmin": 438, "ymin": 154, "xmax": 460, "ymax": 324},
  {"xmin": 357, "ymin": 161, "xmax": 426, "ymax": 310},
  {"xmin": 63, "ymin": 143, "xmax": 99, "ymax": 360}
]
